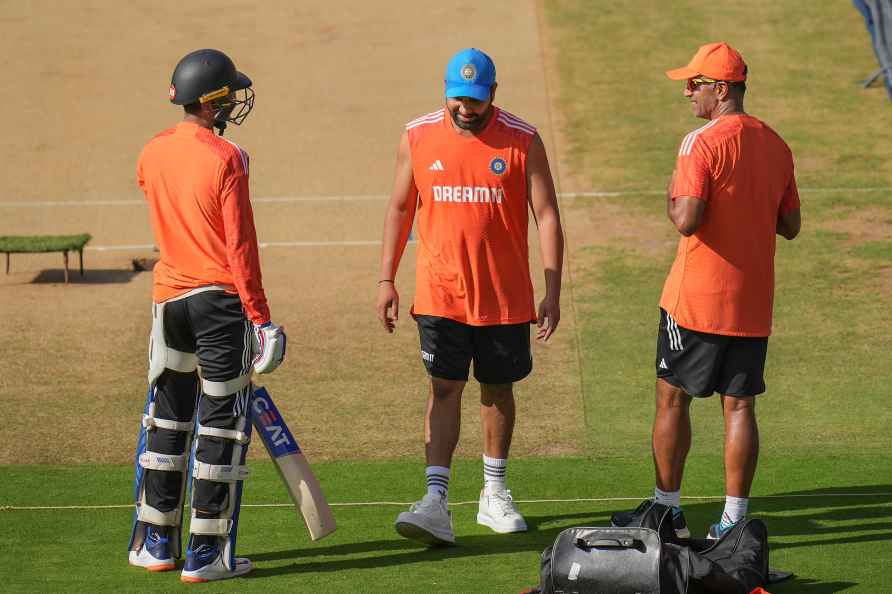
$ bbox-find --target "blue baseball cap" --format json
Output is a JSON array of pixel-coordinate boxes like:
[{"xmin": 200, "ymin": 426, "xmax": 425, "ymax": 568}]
[{"xmin": 444, "ymin": 48, "xmax": 496, "ymax": 101}]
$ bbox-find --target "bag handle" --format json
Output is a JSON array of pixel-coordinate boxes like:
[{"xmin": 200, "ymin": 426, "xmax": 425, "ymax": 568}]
[{"xmin": 576, "ymin": 537, "xmax": 639, "ymax": 549}]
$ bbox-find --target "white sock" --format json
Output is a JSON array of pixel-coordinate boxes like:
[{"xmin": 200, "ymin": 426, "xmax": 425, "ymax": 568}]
[
  {"xmin": 483, "ymin": 454, "xmax": 507, "ymax": 491},
  {"xmin": 721, "ymin": 496, "xmax": 748, "ymax": 527},
  {"xmin": 426, "ymin": 466, "xmax": 450, "ymax": 501},
  {"xmin": 654, "ymin": 487, "xmax": 681, "ymax": 508}
]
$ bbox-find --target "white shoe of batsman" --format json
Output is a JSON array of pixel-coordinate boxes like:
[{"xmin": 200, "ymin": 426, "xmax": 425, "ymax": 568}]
[
  {"xmin": 180, "ymin": 543, "xmax": 252, "ymax": 583},
  {"xmin": 477, "ymin": 486, "xmax": 528, "ymax": 533},
  {"xmin": 252, "ymin": 321, "xmax": 286, "ymax": 374},
  {"xmin": 395, "ymin": 493, "xmax": 455, "ymax": 545}
]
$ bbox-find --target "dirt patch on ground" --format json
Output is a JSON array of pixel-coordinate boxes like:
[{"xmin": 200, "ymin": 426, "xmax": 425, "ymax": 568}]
[
  {"xmin": 820, "ymin": 206, "xmax": 892, "ymax": 245},
  {"xmin": 562, "ymin": 196, "xmax": 675, "ymax": 259},
  {"xmin": 876, "ymin": 267, "xmax": 892, "ymax": 296}
]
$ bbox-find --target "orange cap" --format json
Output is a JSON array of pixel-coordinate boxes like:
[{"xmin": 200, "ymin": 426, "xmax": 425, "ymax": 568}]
[{"xmin": 666, "ymin": 42, "xmax": 747, "ymax": 82}]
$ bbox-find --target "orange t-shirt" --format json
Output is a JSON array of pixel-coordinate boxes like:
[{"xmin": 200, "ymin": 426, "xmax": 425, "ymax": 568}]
[
  {"xmin": 660, "ymin": 114, "xmax": 800, "ymax": 337},
  {"xmin": 407, "ymin": 107, "xmax": 536, "ymax": 325},
  {"xmin": 136, "ymin": 122, "xmax": 270, "ymax": 324}
]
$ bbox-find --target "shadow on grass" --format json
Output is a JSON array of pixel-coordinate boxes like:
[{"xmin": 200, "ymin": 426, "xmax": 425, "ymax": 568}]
[
  {"xmin": 755, "ymin": 485, "xmax": 892, "ymax": 551},
  {"xmin": 31, "ymin": 269, "xmax": 138, "ymax": 284},
  {"xmin": 246, "ymin": 509, "xmax": 612, "ymax": 578},
  {"xmin": 246, "ymin": 486, "xmax": 889, "ymax": 591}
]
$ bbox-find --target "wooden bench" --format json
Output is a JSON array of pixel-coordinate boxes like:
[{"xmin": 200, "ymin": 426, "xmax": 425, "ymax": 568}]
[{"xmin": 0, "ymin": 234, "xmax": 92, "ymax": 284}]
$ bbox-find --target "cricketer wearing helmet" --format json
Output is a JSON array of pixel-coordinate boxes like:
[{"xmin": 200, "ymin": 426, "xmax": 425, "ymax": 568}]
[{"xmin": 128, "ymin": 48, "xmax": 286, "ymax": 583}]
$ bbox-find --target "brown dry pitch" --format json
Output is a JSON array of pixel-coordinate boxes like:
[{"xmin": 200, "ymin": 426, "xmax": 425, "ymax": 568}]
[{"xmin": 0, "ymin": 0, "xmax": 586, "ymax": 465}]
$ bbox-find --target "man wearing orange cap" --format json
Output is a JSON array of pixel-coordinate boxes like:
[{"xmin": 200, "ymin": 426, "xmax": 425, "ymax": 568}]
[{"xmin": 612, "ymin": 42, "xmax": 801, "ymax": 540}]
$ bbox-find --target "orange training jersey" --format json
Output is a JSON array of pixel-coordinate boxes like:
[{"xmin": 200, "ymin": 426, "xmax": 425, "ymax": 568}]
[
  {"xmin": 137, "ymin": 121, "xmax": 270, "ymax": 324},
  {"xmin": 407, "ymin": 107, "xmax": 536, "ymax": 325},
  {"xmin": 660, "ymin": 114, "xmax": 800, "ymax": 336}
]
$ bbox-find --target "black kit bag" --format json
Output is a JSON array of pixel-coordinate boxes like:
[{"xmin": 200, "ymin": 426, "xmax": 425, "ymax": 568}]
[
  {"xmin": 686, "ymin": 518, "xmax": 794, "ymax": 594},
  {"xmin": 534, "ymin": 525, "xmax": 688, "ymax": 594},
  {"xmin": 533, "ymin": 503, "xmax": 690, "ymax": 594},
  {"xmin": 528, "ymin": 502, "xmax": 789, "ymax": 594}
]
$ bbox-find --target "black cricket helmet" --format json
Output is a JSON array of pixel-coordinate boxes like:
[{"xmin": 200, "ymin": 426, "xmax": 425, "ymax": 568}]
[{"xmin": 169, "ymin": 49, "xmax": 254, "ymax": 128}]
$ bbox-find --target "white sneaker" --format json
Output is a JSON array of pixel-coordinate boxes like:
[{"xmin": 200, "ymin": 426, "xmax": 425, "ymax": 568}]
[
  {"xmin": 128, "ymin": 544, "xmax": 175, "ymax": 572},
  {"xmin": 395, "ymin": 493, "xmax": 455, "ymax": 545},
  {"xmin": 477, "ymin": 486, "xmax": 527, "ymax": 533},
  {"xmin": 180, "ymin": 542, "xmax": 252, "ymax": 583}
]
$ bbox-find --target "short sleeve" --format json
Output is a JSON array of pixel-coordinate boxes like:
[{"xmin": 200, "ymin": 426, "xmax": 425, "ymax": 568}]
[
  {"xmin": 779, "ymin": 173, "xmax": 800, "ymax": 215},
  {"xmin": 671, "ymin": 135, "xmax": 711, "ymax": 201}
]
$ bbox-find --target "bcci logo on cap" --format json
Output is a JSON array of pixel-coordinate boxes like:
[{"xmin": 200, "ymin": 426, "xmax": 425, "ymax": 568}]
[
  {"xmin": 461, "ymin": 63, "xmax": 477, "ymax": 81},
  {"xmin": 489, "ymin": 157, "xmax": 507, "ymax": 175}
]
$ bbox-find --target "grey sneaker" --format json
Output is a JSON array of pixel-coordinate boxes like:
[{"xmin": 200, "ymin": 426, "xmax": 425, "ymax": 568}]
[{"xmin": 395, "ymin": 493, "xmax": 455, "ymax": 545}]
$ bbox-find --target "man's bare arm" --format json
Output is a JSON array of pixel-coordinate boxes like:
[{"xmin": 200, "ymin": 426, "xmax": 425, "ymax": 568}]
[
  {"xmin": 376, "ymin": 130, "xmax": 417, "ymax": 332},
  {"xmin": 527, "ymin": 133, "xmax": 564, "ymax": 342},
  {"xmin": 777, "ymin": 208, "xmax": 801, "ymax": 240},
  {"xmin": 667, "ymin": 196, "xmax": 706, "ymax": 236},
  {"xmin": 665, "ymin": 169, "xmax": 706, "ymax": 237}
]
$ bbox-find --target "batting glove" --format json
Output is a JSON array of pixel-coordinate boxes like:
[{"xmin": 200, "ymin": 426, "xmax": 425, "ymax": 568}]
[{"xmin": 252, "ymin": 321, "xmax": 287, "ymax": 374}]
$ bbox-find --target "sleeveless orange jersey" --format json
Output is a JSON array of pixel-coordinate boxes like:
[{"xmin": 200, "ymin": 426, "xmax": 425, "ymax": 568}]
[
  {"xmin": 137, "ymin": 122, "xmax": 270, "ymax": 324},
  {"xmin": 661, "ymin": 114, "xmax": 800, "ymax": 337},
  {"xmin": 407, "ymin": 107, "xmax": 536, "ymax": 326}
]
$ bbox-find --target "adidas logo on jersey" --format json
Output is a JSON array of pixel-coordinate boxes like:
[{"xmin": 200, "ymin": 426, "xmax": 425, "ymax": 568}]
[
  {"xmin": 429, "ymin": 160, "xmax": 445, "ymax": 171},
  {"xmin": 659, "ymin": 358, "xmax": 669, "ymax": 370}
]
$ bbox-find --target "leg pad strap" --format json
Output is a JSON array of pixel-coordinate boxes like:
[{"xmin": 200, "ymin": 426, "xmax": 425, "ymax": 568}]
[
  {"xmin": 166, "ymin": 348, "xmax": 198, "ymax": 373},
  {"xmin": 198, "ymin": 425, "xmax": 250, "ymax": 445},
  {"xmin": 193, "ymin": 460, "xmax": 250, "ymax": 482},
  {"xmin": 202, "ymin": 374, "xmax": 251, "ymax": 397},
  {"xmin": 137, "ymin": 503, "xmax": 179, "ymax": 526},
  {"xmin": 139, "ymin": 451, "xmax": 188, "ymax": 471},
  {"xmin": 189, "ymin": 517, "xmax": 233, "ymax": 536},
  {"xmin": 143, "ymin": 413, "xmax": 194, "ymax": 433}
]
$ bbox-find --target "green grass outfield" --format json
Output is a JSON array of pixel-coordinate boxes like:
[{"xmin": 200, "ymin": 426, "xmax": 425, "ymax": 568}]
[{"xmin": 2, "ymin": 456, "xmax": 890, "ymax": 593}]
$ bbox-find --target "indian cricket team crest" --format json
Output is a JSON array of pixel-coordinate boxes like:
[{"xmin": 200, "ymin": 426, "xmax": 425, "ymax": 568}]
[
  {"xmin": 461, "ymin": 63, "xmax": 477, "ymax": 81},
  {"xmin": 489, "ymin": 157, "xmax": 507, "ymax": 175},
  {"xmin": 169, "ymin": 84, "xmax": 176, "ymax": 102}
]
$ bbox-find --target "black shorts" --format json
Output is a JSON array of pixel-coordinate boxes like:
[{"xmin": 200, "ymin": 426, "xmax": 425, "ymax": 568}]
[
  {"xmin": 416, "ymin": 315, "xmax": 532, "ymax": 384},
  {"xmin": 655, "ymin": 308, "xmax": 768, "ymax": 397},
  {"xmin": 163, "ymin": 290, "xmax": 252, "ymax": 384}
]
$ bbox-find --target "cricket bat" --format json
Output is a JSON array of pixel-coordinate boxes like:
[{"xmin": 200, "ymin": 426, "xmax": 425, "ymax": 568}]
[{"xmin": 251, "ymin": 385, "xmax": 336, "ymax": 540}]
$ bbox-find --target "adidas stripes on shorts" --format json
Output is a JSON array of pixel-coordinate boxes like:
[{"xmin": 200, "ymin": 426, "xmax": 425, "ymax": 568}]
[{"xmin": 655, "ymin": 308, "xmax": 768, "ymax": 397}]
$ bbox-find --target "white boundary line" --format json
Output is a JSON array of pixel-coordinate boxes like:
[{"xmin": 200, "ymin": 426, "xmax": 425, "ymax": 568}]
[
  {"xmin": 0, "ymin": 195, "xmax": 389, "ymax": 208},
  {"xmin": 87, "ymin": 244, "xmax": 154, "ymax": 252},
  {"xmin": 2, "ymin": 492, "xmax": 890, "ymax": 512},
  {"xmin": 0, "ymin": 187, "xmax": 888, "ymax": 208}
]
